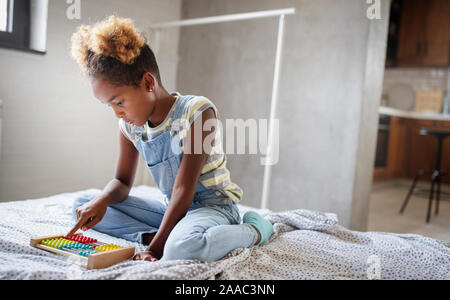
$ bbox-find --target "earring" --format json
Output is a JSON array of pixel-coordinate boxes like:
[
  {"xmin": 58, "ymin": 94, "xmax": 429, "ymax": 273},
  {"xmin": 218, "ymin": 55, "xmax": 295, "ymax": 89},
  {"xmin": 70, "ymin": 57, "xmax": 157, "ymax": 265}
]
[{"xmin": 149, "ymin": 88, "xmax": 153, "ymax": 92}]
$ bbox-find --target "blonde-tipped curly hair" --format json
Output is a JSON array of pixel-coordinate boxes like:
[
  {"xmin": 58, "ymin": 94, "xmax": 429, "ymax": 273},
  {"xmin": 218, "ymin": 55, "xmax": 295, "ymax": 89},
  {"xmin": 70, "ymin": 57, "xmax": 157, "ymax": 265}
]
[{"xmin": 71, "ymin": 15, "xmax": 161, "ymax": 87}]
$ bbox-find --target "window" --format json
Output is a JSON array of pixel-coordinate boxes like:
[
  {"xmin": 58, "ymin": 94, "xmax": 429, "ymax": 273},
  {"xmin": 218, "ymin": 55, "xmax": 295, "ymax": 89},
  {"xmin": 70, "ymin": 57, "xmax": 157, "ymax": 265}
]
[
  {"xmin": 0, "ymin": 0, "xmax": 11, "ymax": 32},
  {"xmin": 0, "ymin": 0, "xmax": 31, "ymax": 51},
  {"xmin": 0, "ymin": 0, "xmax": 47, "ymax": 53}
]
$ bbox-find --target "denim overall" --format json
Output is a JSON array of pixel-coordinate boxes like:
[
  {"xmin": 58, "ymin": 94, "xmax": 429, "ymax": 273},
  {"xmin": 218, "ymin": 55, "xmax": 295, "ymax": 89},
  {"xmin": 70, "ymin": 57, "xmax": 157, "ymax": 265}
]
[
  {"xmin": 131, "ymin": 94, "xmax": 211, "ymax": 203},
  {"xmin": 72, "ymin": 94, "xmax": 258, "ymax": 261}
]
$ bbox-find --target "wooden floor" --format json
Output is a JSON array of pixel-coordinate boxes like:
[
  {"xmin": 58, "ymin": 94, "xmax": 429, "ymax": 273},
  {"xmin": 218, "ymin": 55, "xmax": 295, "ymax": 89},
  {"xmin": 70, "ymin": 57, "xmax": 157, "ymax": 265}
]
[{"xmin": 368, "ymin": 180, "xmax": 450, "ymax": 243}]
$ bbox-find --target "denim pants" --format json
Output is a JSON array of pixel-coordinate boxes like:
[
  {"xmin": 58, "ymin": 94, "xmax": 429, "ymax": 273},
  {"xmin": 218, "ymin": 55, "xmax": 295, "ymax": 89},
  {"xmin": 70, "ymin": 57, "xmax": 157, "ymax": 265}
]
[{"xmin": 72, "ymin": 189, "xmax": 258, "ymax": 262}]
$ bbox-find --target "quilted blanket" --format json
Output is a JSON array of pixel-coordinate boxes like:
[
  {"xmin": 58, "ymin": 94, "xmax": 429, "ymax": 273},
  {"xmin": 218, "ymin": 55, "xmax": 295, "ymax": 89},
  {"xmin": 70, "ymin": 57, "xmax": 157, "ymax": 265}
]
[{"xmin": 0, "ymin": 186, "xmax": 449, "ymax": 280}]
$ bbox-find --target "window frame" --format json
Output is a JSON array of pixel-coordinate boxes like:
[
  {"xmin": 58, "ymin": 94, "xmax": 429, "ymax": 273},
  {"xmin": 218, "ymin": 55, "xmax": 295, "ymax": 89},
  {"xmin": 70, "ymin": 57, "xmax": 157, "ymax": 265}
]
[{"xmin": 0, "ymin": 0, "xmax": 43, "ymax": 54}]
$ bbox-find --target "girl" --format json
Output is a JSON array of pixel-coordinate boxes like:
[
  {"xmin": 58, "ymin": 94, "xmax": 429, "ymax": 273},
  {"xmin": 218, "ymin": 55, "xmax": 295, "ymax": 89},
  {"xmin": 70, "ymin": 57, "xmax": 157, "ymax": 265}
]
[{"xmin": 68, "ymin": 16, "xmax": 274, "ymax": 262}]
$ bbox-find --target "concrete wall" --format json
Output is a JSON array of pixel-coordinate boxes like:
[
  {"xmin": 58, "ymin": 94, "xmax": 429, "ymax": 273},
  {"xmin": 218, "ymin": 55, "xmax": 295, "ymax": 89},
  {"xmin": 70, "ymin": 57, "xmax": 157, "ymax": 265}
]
[
  {"xmin": 0, "ymin": 0, "xmax": 181, "ymax": 201},
  {"xmin": 351, "ymin": 0, "xmax": 391, "ymax": 230},
  {"xmin": 177, "ymin": 0, "xmax": 390, "ymax": 229}
]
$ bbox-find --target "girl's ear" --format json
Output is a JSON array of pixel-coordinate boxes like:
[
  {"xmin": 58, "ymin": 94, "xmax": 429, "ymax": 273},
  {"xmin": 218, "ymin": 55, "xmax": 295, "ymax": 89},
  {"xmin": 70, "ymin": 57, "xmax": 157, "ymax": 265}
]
[{"xmin": 142, "ymin": 72, "xmax": 156, "ymax": 92}]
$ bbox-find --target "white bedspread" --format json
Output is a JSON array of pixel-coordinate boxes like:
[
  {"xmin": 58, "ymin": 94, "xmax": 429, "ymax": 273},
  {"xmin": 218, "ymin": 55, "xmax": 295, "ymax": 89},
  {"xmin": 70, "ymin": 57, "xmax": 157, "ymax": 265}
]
[{"xmin": 0, "ymin": 186, "xmax": 449, "ymax": 280}]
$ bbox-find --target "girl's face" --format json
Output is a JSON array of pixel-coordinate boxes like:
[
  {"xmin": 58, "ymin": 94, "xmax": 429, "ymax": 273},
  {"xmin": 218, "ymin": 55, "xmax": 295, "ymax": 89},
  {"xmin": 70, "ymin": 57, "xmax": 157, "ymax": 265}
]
[{"xmin": 90, "ymin": 74, "xmax": 155, "ymax": 127}]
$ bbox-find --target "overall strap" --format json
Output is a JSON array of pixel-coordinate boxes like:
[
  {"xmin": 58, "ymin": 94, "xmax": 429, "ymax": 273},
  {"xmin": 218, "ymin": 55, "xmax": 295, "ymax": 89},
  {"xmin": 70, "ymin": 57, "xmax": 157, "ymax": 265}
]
[
  {"xmin": 173, "ymin": 95, "xmax": 196, "ymax": 119},
  {"xmin": 169, "ymin": 95, "xmax": 196, "ymax": 137}
]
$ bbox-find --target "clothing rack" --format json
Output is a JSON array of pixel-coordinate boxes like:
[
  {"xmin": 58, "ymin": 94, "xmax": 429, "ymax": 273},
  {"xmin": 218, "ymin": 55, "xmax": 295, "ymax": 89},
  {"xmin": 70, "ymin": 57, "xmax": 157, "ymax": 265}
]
[
  {"xmin": 149, "ymin": 8, "xmax": 296, "ymax": 209},
  {"xmin": 0, "ymin": 99, "xmax": 3, "ymax": 165}
]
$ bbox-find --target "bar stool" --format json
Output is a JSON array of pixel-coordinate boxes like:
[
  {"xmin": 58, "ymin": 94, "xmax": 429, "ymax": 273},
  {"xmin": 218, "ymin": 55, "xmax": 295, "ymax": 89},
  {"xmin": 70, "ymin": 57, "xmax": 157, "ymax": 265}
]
[{"xmin": 399, "ymin": 128, "xmax": 450, "ymax": 223}]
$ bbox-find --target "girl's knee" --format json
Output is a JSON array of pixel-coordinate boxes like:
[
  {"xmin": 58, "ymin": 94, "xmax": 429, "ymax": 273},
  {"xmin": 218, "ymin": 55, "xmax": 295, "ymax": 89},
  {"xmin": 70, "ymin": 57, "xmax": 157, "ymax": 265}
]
[{"xmin": 163, "ymin": 233, "xmax": 211, "ymax": 261}]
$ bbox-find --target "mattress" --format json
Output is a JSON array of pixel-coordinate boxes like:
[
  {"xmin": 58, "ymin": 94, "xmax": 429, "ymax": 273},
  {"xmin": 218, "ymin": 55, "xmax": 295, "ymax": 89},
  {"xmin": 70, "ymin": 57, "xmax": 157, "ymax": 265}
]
[{"xmin": 1, "ymin": 185, "xmax": 449, "ymax": 280}]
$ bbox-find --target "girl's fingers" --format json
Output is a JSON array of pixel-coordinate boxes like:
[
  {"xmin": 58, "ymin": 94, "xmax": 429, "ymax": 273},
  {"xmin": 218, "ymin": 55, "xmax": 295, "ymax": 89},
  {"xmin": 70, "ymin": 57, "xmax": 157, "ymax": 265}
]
[
  {"xmin": 82, "ymin": 217, "xmax": 96, "ymax": 231},
  {"xmin": 133, "ymin": 252, "xmax": 158, "ymax": 262},
  {"xmin": 133, "ymin": 253, "xmax": 144, "ymax": 260},
  {"xmin": 67, "ymin": 215, "xmax": 88, "ymax": 236},
  {"xmin": 67, "ymin": 214, "xmax": 94, "ymax": 236}
]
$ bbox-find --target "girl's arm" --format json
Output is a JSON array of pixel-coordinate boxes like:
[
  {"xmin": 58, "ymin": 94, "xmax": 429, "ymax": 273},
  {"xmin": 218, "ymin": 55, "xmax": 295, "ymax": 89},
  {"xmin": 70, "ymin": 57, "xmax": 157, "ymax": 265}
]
[
  {"xmin": 100, "ymin": 130, "xmax": 140, "ymax": 206},
  {"xmin": 143, "ymin": 108, "xmax": 217, "ymax": 260},
  {"xmin": 67, "ymin": 130, "xmax": 139, "ymax": 235}
]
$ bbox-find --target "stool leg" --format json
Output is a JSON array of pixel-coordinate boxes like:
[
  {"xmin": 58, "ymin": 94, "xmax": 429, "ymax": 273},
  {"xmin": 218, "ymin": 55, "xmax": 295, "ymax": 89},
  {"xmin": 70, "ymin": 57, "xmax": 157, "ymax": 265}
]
[
  {"xmin": 426, "ymin": 135, "xmax": 444, "ymax": 222},
  {"xmin": 435, "ymin": 176, "xmax": 441, "ymax": 216},
  {"xmin": 400, "ymin": 171, "xmax": 423, "ymax": 214},
  {"xmin": 426, "ymin": 178, "xmax": 437, "ymax": 223}
]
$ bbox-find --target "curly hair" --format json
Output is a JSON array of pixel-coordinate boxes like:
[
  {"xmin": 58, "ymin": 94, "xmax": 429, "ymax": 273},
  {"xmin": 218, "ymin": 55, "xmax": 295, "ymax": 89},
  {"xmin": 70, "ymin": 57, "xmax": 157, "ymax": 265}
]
[{"xmin": 70, "ymin": 15, "xmax": 161, "ymax": 87}]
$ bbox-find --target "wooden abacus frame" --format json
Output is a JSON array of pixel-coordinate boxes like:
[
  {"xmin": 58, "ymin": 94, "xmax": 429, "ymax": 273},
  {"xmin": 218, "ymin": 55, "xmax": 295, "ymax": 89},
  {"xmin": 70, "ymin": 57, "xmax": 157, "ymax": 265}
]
[{"xmin": 30, "ymin": 233, "xmax": 136, "ymax": 269}]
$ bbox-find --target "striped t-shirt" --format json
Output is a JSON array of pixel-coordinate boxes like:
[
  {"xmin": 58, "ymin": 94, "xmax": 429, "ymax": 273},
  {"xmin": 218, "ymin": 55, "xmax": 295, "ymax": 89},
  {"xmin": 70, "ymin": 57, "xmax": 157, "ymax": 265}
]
[{"xmin": 118, "ymin": 92, "xmax": 243, "ymax": 203}]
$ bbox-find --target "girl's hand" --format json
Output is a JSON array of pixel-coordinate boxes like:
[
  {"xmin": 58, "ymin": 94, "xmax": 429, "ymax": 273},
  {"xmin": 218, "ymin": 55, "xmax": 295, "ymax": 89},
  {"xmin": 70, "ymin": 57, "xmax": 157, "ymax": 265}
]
[
  {"xmin": 67, "ymin": 197, "xmax": 108, "ymax": 236},
  {"xmin": 133, "ymin": 250, "xmax": 159, "ymax": 262}
]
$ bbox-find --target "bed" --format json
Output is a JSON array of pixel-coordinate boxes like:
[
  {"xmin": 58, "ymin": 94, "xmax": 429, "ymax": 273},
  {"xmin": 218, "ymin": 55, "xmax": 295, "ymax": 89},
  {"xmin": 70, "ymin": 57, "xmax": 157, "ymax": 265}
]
[{"xmin": 1, "ymin": 185, "xmax": 449, "ymax": 280}]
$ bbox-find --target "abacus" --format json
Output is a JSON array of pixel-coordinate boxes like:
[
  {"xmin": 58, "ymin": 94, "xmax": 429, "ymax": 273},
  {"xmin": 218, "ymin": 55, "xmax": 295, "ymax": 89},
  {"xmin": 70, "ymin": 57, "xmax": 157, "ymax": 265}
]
[{"xmin": 30, "ymin": 233, "xmax": 135, "ymax": 269}]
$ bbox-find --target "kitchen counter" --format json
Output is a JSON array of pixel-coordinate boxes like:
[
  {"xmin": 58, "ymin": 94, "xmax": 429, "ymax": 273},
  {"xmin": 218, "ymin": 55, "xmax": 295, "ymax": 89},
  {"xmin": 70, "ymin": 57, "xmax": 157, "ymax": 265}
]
[
  {"xmin": 374, "ymin": 110, "xmax": 450, "ymax": 184},
  {"xmin": 379, "ymin": 106, "xmax": 450, "ymax": 121}
]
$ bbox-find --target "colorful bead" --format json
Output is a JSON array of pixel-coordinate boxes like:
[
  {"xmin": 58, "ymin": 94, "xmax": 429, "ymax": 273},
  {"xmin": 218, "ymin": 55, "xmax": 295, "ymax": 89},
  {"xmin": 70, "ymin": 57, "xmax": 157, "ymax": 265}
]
[
  {"xmin": 40, "ymin": 237, "xmax": 122, "ymax": 257},
  {"xmin": 77, "ymin": 250, "xmax": 98, "ymax": 257}
]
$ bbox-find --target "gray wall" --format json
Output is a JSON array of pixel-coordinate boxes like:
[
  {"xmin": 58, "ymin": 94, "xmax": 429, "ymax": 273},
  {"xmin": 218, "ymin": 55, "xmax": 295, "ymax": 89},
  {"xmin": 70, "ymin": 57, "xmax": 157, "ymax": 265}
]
[
  {"xmin": 177, "ymin": 0, "xmax": 390, "ymax": 229},
  {"xmin": 0, "ymin": 0, "xmax": 390, "ymax": 231},
  {"xmin": 0, "ymin": 0, "xmax": 181, "ymax": 201}
]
